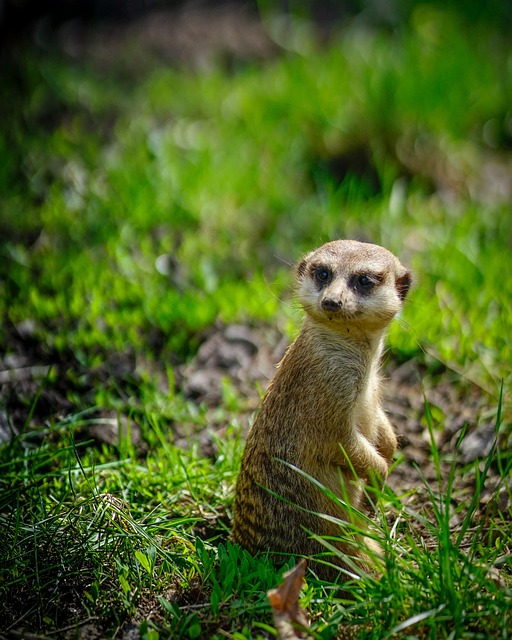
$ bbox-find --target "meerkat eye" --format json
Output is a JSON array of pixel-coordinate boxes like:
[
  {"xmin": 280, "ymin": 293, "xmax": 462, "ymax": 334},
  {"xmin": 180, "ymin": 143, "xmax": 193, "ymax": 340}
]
[
  {"xmin": 353, "ymin": 273, "xmax": 382, "ymax": 291},
  {"xmin": 358, "ymin": 274, "xmax": 373, "ymax": 287},
  {"xmin": 313, "ymin": 266, "xmax": 331, "ymax": 286}
]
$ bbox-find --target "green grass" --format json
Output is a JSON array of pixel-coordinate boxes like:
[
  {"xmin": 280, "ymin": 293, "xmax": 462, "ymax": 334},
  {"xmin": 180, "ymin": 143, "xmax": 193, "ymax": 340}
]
[
  {"xmin": 1, "ymin": 396, "xmax": 509, "ymax": 638},
  {"xmin": 1, "ymin": 3, "xmax": 511, "ymax": 637},
  {"xmin": 2, "ymin": 7, "xmax": 512, "ymax": 385}
]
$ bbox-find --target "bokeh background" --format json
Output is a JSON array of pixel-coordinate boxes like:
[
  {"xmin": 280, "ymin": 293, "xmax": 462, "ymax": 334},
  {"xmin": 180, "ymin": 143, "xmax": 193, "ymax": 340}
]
[{"xmin": 1, "ymin": 1, "xmax": 511, "ymax": 637}]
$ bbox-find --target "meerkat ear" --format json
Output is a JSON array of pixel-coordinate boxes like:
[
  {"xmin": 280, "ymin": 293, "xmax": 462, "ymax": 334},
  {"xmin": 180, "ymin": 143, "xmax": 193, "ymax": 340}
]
[
  {"xmin": 396, "ymin": 268, "xmax": 412, "ymax": 301},
  {"xmin": 296, "ymin": 258, "xmax": 308, "ymax": 277}
]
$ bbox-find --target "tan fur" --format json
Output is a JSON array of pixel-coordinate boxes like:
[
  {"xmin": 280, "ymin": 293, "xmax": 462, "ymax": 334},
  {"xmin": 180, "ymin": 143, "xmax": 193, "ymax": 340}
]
[{"xmin": 231, "ymin": 240, "xmax": 411, "ymax": 581}]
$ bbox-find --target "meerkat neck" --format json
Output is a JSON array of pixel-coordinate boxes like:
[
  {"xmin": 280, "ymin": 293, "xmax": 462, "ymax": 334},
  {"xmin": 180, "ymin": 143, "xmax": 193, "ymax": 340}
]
[{"xmin": 302, "ymin": 316, "xmax": 387, "ymax": 360}]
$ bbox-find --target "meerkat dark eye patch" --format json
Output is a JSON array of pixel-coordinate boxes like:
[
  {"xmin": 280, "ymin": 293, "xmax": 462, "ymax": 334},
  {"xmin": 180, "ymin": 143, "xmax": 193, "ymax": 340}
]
[
  {"xmin": 312, "ymin": 265, "xmax": 332, "ymax": 288},
  {"xmin": 351, "ymin": 272, "xmax": 383, "ymax": 292}
]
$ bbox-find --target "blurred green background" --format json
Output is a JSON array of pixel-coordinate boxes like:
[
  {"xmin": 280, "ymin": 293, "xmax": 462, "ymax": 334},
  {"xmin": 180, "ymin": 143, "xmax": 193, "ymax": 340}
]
[{"xmin": 1, "ymin": 0, "xmax": 511, "ymax": 400}]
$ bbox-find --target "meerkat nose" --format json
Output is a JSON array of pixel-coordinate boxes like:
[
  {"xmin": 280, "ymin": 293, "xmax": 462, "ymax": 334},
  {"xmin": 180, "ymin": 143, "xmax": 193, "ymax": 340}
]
[{"xmin": 321, "ymin": 298, "xmax": 342, "ymax": 312}]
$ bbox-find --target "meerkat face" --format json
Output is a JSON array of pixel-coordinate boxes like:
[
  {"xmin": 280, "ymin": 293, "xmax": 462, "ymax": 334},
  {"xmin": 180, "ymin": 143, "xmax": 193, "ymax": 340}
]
[{"xmin": 296, "ymin": 240, "xmax": 411, "ymax": 331}]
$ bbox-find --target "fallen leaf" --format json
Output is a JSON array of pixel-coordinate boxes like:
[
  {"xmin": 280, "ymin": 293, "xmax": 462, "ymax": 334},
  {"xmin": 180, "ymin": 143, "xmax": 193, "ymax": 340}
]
[{"xmin": 267, "ymin": 559, "xmax": 311, "ymax": 640}]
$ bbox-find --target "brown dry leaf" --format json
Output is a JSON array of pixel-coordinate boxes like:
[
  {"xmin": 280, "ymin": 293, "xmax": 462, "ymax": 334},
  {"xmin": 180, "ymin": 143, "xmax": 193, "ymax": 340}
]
[{"xmin": 267, "ymin": 559, "xmax": 311, "ymax": 640}]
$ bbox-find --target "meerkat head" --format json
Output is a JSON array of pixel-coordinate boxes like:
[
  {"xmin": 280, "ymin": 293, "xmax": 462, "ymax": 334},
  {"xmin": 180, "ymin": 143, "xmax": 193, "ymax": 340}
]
[{"xmin": 295, "ymin": 240, "xmax": 411, "ymax": 332}]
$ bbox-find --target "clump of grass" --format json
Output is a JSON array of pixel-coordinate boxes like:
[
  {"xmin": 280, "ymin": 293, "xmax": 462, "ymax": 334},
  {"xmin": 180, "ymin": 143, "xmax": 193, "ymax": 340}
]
[{"xmin": 0, "ymin": 418, "xmax": 222, "ymax": 631}]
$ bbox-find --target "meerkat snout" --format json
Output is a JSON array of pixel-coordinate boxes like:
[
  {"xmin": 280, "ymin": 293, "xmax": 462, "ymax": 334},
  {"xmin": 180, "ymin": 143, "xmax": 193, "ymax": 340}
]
[{"xmin": 321, "ymin": 298, "xmax": 342, "ymax": 312}]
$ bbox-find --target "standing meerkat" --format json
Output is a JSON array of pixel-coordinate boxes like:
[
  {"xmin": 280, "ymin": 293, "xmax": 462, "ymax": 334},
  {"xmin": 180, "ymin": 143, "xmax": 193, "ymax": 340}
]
[{"xmin": 231, "ymin": 239, "xmax": 411, "ymax": 581}]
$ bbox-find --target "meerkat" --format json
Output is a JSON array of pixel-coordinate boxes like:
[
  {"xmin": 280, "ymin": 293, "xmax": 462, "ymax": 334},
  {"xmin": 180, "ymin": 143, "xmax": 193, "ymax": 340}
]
[{"xmin": 231, "ymin": 239, "xmax": 411, "ymax": 581}]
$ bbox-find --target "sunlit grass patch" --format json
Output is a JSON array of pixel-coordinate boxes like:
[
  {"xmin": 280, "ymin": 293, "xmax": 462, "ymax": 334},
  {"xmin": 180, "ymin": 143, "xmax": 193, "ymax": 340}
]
[{"xmin": 2, "ymin": 7, "xmax": 512, "ymax": 384}]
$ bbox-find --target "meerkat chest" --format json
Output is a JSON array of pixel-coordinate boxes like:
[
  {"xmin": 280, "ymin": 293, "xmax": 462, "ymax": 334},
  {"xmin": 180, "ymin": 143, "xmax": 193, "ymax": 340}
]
[
  {"xmin": 350, "ymin": 363, "xmax": 382, "ymax": 441},
  {"xmin": 318, "ymin": 341, "xmax": 382, "ymax": 439},
  {"xmin": 322, "ymin": 344, "xmax": 372, "ymax": 406}
]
